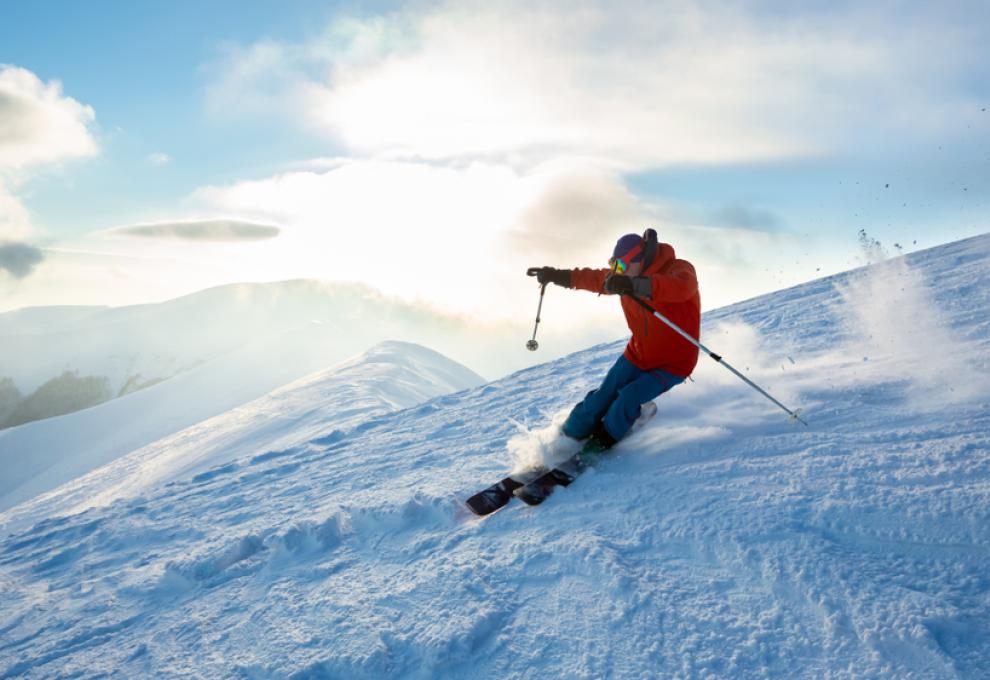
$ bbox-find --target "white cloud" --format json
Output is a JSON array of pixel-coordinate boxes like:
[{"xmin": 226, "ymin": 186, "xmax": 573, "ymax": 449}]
[
  {"xmin": 104, "ymin": 218, "xmax": 280, "ymax": 242},
  {"xmin": 0, "ymin": 65, "xmax": 98, "ymax": 251},
  {"xmin": 148, "ymin": 152, "xmax": 171, "ymax": 166},
  {"xmin": 187, "ymin": 155, "xmax": 805, "ymax": 319},
  {"xmin": 205, "ymin": 40, "xmax": 299, "ymax": 118},
  {"xmin": 191, "ymin": 158, "xmax": 532, "ymax": 313},
  {"xmin": 156, "ymin": 1, "xmax": 986, "ymax": 328},
  {"xmin": 0, "ymin": 65, "xmax": 97, "ymax": 172},
  {"xmin": 301, "ymin": 2, "xmax": 818, "ymax": 166},
  {"xmin": 0, "ymin": 179, "xmax": 32, "ymax": 241},
  {"xmin": 501, "ymin": 163, "xmax": 646, "ymax": 263},
  {"xmin": 0, "ymin": 241, "xmax": 44, "ymax": 279},
  {"xmin": 206, "ymin": 1, "xmax": 986, "ymax": 169},
  {"xmin": 190, "ymin": 157, "xmax": 618, "ymax": 319}
]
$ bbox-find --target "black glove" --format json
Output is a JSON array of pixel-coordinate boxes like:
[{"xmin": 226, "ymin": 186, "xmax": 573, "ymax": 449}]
[
  {"xmin": 603, "ymin": 273, "xmax": 634, "ymax": 295},
  {"xmin": 528, "ymin": 267, "xmax": 572, "ymax": 288}
]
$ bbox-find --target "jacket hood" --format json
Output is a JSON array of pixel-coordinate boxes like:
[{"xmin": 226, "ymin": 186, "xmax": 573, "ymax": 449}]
[{"xmin": 644, "ymin": 242, "xmax": 676, "ymax": 275}]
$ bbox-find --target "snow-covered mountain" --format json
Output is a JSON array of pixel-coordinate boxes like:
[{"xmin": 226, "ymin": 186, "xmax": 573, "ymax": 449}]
[
  {"xmin": 0, "ymin": 280, "xmax": 498, "ymax": 430},
  {"xmin": 1, "ymin": 234, "xmax": 988, "ymax": 678},
  {"xmin": 0, "ymin": 341, "xmax": 483, "ymax": 534},
  {"xmin": 0, "ymin": 341, "xmax": 483, "ymax": 521},
  {"xmin": 0, "ymin": 280, "xmax": 414, "ymax": 396}
]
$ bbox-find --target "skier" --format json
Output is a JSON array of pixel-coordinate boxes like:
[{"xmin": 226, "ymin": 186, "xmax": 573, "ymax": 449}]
[
  {"xmin": 468, "ymin": 229, "xmax": 800, "ymax": 514},
  {"xmin": 530, "ymin": 229, "xmax": 701, "ymax": 452}
]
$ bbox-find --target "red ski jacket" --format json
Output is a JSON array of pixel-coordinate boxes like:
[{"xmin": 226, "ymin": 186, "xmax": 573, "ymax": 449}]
[{"xmin": 570, "ymin": 242, "xmax": 701, "ymax": 378}]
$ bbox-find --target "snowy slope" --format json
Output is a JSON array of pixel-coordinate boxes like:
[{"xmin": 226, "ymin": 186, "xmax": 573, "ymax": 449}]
[
  {"xmin": 0, "ymin": 340, "xmax": 482, "ymax": 521},
  {"xmin": 0, "ymin": 341, "xmax": 483, "ymax": 535},
  {"xmin": 1, "ymin": 234, "xmax": 989, "ymax": 679}
]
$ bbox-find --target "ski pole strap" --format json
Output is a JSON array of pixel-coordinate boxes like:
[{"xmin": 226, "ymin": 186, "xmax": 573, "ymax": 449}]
[{"xmin": 624, "ymin": 294, "xmax": 808, "ymax": 426}]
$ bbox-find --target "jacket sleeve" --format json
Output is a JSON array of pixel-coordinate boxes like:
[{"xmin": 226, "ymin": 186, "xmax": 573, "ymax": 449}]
[
  {"xmin": 651, "ymin": 260, "xmax": 698, "ymax": 302},
  {"xmin": 569, "ymin": 267, "xmax": 611, "ymax": 294}
]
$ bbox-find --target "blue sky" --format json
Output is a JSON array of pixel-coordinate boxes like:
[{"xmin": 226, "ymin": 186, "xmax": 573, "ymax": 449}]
[
  {"xmin": 1, "ymin": 0, "xmax": 987, "ymax": 326},
  {"xmin": 1, "ymin": 1, "xmax": 361, "ymax": 233}
]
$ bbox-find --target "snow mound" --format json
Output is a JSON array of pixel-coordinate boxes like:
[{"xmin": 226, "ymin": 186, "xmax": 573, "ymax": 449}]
[{"xmin": 1, "ymin": 234, "xmax": 989, "ymax": 678}]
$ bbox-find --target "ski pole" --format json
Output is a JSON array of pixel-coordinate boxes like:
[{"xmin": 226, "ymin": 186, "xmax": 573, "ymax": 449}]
[
  {"xmin": 525, "ymin": 280, "xmax": 548, "ymax": 351},
  {"xmin": 625, "ymin": 294, "xmax": 808, "ymax": 426}
]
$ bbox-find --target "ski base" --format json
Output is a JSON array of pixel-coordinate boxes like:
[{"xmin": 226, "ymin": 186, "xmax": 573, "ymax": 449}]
[
  {"xmin": 514, "ymin": 448, "xmax": 604, "ymax": 505},
  {"xmin": 464, "ymin": 469, "xmax": 545, "ymax": 515}
]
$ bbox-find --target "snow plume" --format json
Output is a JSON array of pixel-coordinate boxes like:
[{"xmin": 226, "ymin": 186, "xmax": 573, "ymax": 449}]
[
  {"xmin": 832, "ymin": 236, "xmax": 988, "ymax": 406},
  {"xmin": 856, "ymin": 227, "xmax": 891, "ymax": 265},
  {"xmin": 699, "ymin": 321, "xmax": 791, "ymax": 388},
  {"xmin": 505, "ymin": 409, "xmax": 582, "ymax": 472},
  {"xmin": 686, "ymin": 318, "xmax": 805, "ymax": 428}
]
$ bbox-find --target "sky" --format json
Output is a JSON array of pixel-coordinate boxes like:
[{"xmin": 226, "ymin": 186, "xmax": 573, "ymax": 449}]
[{"xmin": 1, "ymin": 0, "xmax": 988, "ymax": 332}]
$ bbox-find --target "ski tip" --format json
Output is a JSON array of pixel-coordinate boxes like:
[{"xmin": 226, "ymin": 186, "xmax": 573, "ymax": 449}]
[
  {"xmin": 464, "ymin": 500, "xmax": 497, "ymax": 516},
  {"xmin": 464, "ymin": 491, "xmax": 511, "ymax": 516}
]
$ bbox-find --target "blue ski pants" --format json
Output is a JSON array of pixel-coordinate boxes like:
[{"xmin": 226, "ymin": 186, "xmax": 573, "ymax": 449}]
[{"xmin": 562, "ymin": 354, "xmax": 685, "ymax": 442}]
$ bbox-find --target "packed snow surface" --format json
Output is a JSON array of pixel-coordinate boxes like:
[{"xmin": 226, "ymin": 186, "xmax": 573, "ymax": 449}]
[{"xmin": 1, "ymin": 234, "xmax": 989, "ymax": 678}]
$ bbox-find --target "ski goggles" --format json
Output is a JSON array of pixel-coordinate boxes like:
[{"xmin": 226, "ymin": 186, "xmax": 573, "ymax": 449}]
[
  {"xmin": 608, "ymin": 256, "xmax": 629, "ymax": 274},
  {"xmin": 608, "ymin": 242, "xmax": 644, "ymax": 274}
]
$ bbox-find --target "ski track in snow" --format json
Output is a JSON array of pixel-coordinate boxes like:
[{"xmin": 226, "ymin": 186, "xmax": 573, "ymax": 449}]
[{"xmin": 1, "ymin": 235, "xmax": 990, "ymax": 678}]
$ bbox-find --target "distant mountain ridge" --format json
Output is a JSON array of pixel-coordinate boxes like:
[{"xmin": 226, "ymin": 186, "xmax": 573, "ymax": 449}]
[
  {"xmin": 0, "ymin": 280, "xmax": 482, "ymax": 428},
  {"xmin": 0, "ymin": 340, "xmax": 483, "ymax": 521}
]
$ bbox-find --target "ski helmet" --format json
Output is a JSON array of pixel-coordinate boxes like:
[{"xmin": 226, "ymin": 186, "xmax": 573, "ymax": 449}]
[{"xmin": 612, "ymin": 233, "xmax": 646, "ymax": 264}]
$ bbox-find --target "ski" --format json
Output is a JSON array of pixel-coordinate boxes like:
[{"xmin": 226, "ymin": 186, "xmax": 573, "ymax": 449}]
[
  {"xmin": 513, "ymin": 445, "xmax": 604, "ymax": 505},
  {"xmin": 464, "ymin": 468, "xmax": 545, "ymax": 516},
  {"xmin": 514, "ymin": 401, "xmax": 658, "ymax": 506},
  {"xmin": 467, "ymin": 402, "xmax": 658, "ymax": 513}
]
